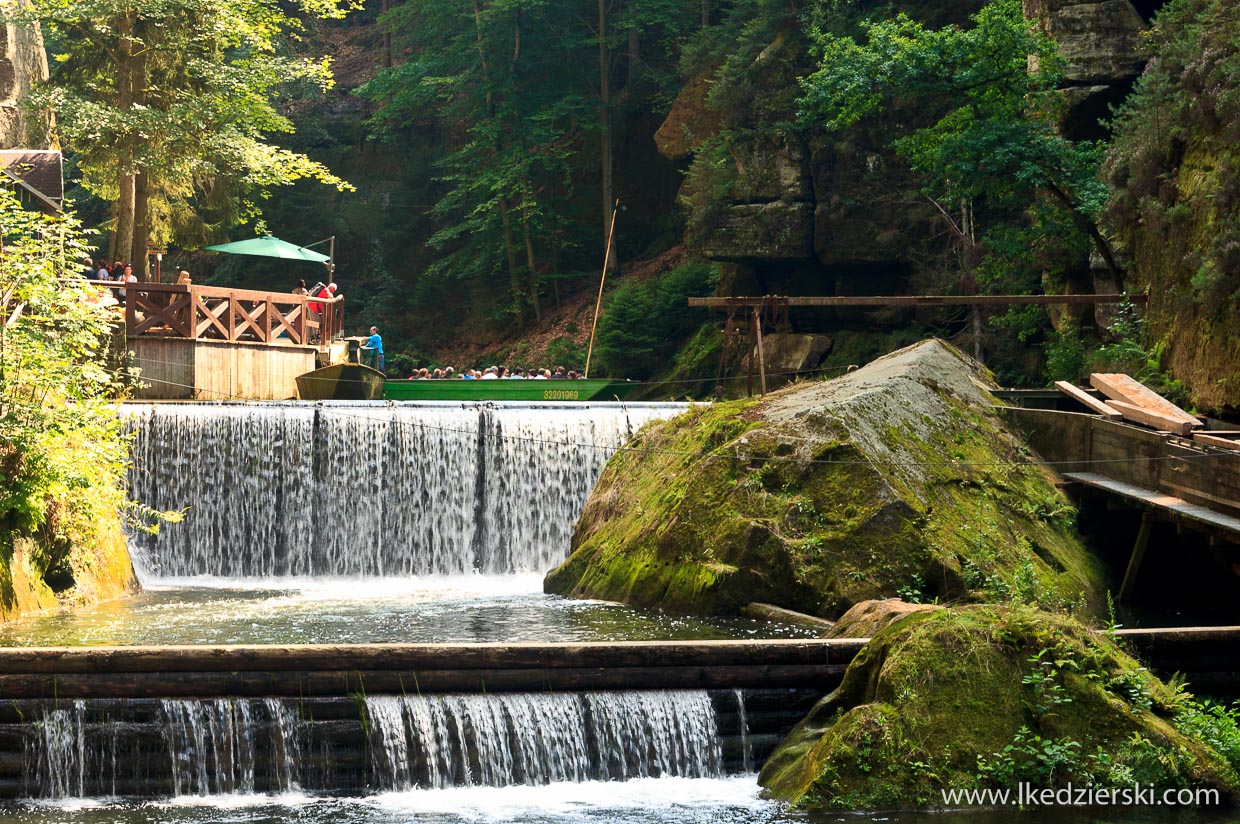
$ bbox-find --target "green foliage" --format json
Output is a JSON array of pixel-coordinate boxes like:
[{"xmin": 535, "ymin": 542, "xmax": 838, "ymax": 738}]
[
  {"xmin": 14, "ymin": 0, "xmax": 355, "ymax": 251},
  {"xmin": 799, "ymin": 0, "xmax": 1118, "ymax": 307},
  {"xmin": 593, "ymin": 261, "xmax": 719, "ymax": 379},
  {"xmin": 1177, "ymin": 699, "xmax": 1240, "ymax": 777},
  {"xmin": 358, "ymin": 0, "xmax": 701, "ymax": 327},
  {"xmin": 0, "ymin": 193, "xmax": 129, "ymax": 588}
]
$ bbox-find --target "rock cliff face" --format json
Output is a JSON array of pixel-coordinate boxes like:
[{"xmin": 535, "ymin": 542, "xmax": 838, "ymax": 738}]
[
  {"xmin": 544, "ymin": 339, "xmax": 1106, "ymax": 617},
  {"xmin": 661, "ymin": 1, "xmax": 1151, "ymax": 281},
  {"xmin": 0, "ymin": 1, "xmax": 49, "ymax": 148}
]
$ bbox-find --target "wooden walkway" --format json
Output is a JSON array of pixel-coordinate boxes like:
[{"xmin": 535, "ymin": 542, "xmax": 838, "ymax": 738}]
[{"xmin": 1062, "ymin": 472, "xmax": 1240, "ymax": 538}]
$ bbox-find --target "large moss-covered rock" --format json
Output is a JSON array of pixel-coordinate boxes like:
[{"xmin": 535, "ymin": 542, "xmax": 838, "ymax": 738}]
[
  {"xmin": 759, "ymin": 606, "xmax": 1236, "ymax": 810},
  {"xmin": 544, "ymin": 339, "xmax": 1107, "ymax": 617}
]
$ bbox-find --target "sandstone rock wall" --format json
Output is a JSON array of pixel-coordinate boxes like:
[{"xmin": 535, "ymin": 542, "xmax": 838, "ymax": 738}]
[{"xmin": 0, "ymin": 1, "xmax": 49, "ymax": 149}]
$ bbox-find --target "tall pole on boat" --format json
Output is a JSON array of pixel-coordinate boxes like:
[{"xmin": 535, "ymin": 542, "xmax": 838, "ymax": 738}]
[{"xmin": 584, "ymin": 199, "xmax": 619, "ymax": 379}]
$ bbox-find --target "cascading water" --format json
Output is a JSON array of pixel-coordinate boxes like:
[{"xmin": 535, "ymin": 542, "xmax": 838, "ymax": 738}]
[
  {"xmin": 363, "ymin": 691, "xmax": 724, "ymax": 791},
  {"xmin": 162, "ymin": 699, "xmax": 258, "ymax": 796},
  {"xmin": 124, "ymin": 402, "xmax": 683, "ymax": 578},
  {"xmin": 18, "ymin": 691, "xmax": 743, "ymax": 799}
]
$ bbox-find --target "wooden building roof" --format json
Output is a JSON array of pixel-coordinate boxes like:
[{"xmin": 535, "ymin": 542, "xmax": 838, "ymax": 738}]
[{"xmin": 0, "ymin": 149, "xmax": 63, "ymax": 213}]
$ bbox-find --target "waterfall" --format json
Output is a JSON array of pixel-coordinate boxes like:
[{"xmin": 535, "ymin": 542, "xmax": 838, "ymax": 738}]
[
  {"xmin": 18, "ymin": 690, "xmax": 742, "ymax": 799},
  {"xmin": 363, "ymin": 691, "xmax": 724, "ymax": 791},
  {"xmin": 124, "ymin": 402, "xmax": 684, "ymax": 578},
  {"xmin": 733, "ymin": 689, "xmax": 753, "ymax": 774},
  {"xmin": 162, "ymin": 699, "xmax": 258, "ymax": 796},
  {"xmin": 25, "ymin": 700, "xmax": 86, "ymax": 799}
]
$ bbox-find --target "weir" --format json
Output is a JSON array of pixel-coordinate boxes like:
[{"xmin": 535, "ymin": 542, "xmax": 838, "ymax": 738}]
[
  {"xmin": 8, "ymin": 690, "xmax": 819, "ymax": 799},
  {"xmin": 124, "ymin": 401, "xmax": 687, "ymax": 577}
]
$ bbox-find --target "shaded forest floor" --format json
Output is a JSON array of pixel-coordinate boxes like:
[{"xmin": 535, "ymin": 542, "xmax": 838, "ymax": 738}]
[{"xmin": 422, "ymin": 247, "xmax": 689, "ymax": 374}]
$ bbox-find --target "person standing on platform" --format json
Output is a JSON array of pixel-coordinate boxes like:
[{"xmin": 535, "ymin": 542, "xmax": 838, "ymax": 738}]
[{"xmin": 363, "ymin": 325, "xmax": 384, "ymax": 372}]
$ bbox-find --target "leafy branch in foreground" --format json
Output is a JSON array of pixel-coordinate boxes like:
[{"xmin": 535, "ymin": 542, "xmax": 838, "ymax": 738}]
[{"xmin": 0, "ymin": 192, "xmax": 172, "ymax": 598}]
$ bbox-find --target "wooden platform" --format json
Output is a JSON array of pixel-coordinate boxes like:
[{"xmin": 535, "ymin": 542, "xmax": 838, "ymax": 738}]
[{"xmin": 1062, "ymin": 472, "xmax": 1240, "ymax": 539}]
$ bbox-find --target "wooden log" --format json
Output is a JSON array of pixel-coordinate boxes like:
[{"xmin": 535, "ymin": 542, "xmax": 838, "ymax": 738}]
[
  {"xmin": 1054, "ymin": 381, "xmax": 1122, "ymax": 419},
  {"xmin": 0, "ymin": 639, "xmax": 863, "ymax": 675},
  {"xmin": 1090, "ymin": 373, "xmax": 1202, "ymax": 427},
  {"xmin": 0, "ymin": 664, "xmax": 849, "ymax": 699},
  {"xmin": 742, "ymin": 603, "xmax": 835, "ymax": 632},
  {"xmin": 1194, "ymin": 432, "xmax": 1240, "ymax": 451},
  {"xmin": 688, "ymin": 294, "xmax": 1147, "ymax": 308},
  {"xmin": 1103, "ymin": 399, "xmax": 1194, "ymax": 436}
]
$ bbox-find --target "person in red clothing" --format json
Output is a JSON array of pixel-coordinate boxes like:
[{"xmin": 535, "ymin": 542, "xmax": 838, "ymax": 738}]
[
  {"xmin": 308, "ymin": 282, "xmax": 337, "ymax": 314},
  {"xmin": 308, "ymin": 282, "xmax": 338, "ymax": 341}
]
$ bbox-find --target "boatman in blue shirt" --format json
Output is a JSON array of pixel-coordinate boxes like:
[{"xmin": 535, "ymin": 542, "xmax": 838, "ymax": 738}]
[{"xmin": 363, "ymin": 326, "xmax": 384, "ymax": 372}]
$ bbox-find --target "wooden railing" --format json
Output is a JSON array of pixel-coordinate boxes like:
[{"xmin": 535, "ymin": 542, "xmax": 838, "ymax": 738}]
[{"xmin": 94, "ymin": 282, "xmax": 343, "ymax": 346}]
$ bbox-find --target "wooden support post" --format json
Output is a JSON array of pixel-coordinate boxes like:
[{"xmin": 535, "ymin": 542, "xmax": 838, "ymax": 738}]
[
  {"xmin": 1118, "ymin": 513, "xmax": 1154, "ymax": 602},
  {"xmin": 972, "ymin": 305, "xmax": 982, "ymax": 363},
  {"xmin": 746, "ymin": 319, "xmax": 755, "ymax": 398},
  {"xmin": 754, "ymin": 305, "xmax": 767, "ymax": 397}
]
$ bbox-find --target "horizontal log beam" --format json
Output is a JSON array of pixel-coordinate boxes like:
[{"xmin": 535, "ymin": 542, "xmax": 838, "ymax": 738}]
[
  {"xmin": 689, "ymin": 294, "xmax": 1147, "ymax": 309},
  {"xmin": 0, "ymin": 664, "xmax": 849, "ymax": 699},
  {"xmin": 0, "ymin": 639, "xmax": 864, "ymax": 675}
]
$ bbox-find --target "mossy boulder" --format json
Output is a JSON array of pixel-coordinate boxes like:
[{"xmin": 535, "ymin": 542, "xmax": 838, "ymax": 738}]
[
  {"xmin": 545, "ymin": 339, "xmax": 1107, "ymax": 617},
  {"xmin": 759, "ymin": 605, "xmax": 1237, "ymax": 810}
]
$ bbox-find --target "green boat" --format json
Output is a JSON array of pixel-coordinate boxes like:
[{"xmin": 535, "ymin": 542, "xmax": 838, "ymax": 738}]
[{"xmin": 383, "ymin": 378, "xmax": 636, "ymax": 402}]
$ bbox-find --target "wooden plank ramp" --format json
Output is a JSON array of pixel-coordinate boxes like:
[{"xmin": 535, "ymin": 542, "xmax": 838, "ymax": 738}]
[
  {"xmin": 1090, "ymin": 373, "xmax": 1202, "ymax": 429},
  {"xmin": 1062, "ymin": 472, "xmax": 1240, "ymax": 538},
  {"xmin": 1104, "ymin": 399, "xmax": 1195, "ymax": 436},
  {"xmin": 1054, "ymin": 380, "xmax": 1122, "ymax": 419}
]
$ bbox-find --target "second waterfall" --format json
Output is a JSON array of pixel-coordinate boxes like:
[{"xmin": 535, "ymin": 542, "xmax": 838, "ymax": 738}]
[{"xmin": 125, "ymin": 402, "xmax": 685, "ymax": 579}]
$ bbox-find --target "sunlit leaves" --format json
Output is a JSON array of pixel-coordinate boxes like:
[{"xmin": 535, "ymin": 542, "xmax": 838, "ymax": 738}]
[{"xmin": 17, "ymin": 0, "xmax": 355, "ymax": 249}]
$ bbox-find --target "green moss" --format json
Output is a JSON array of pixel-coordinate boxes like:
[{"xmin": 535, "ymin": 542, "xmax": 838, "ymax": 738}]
[
  {"xmin": 759, "ymin": 606, "xmax": 1237, "ymax": 810},
  {"xmin": 545, "ymin": 340, "xmax": 1107, "ymax": 618}
]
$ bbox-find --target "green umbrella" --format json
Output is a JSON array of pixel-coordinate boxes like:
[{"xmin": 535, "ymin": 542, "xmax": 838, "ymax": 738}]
[{"xmin": 203, "ymin": 236, "xmax": 331, "ymax": 263}]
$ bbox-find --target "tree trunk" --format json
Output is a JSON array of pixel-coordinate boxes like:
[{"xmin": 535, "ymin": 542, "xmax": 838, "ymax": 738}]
[
  {"xmin": 499, "ymin": 199, "xmax": 523, "ymax": 325},
  {"xmin": 701, "ymin": 0, "xmax": 710, "ymax": 28},
  {"xmin": 523, "ymin": 218, "xmax": 542, "ymax": 323},
  {"xmin": 112, "ymin": 13, "xmax": 136, "ymax": 266},
  {"xmin": 132, "ymin": 170, "xmax": 149, "ymax": 279},
  {"xmin": 626, "ymin": 27, "xmax": 639, "ymax": 88},
  {"xmin": 598, "ymin": 0, "xmax": 616, "ymax": 275},
  {"xmin": 381, "ymin": 0, "xmax": 392, "ymax": 68}
]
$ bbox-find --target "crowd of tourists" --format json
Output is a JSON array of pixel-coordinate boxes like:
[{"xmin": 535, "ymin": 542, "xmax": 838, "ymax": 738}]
[
  {"xmin": 82, "ymin": 258, "xmax": 137, "ymax": 294},
  {"xmin": 408, "ymin": 365, "xmax": 587, "ymax": 380}
]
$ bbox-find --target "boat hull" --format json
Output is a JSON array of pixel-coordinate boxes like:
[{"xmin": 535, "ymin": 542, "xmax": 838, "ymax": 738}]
[
  {"xmin": 383, "ymin": 378, "xmax": 635, "ymax": 402},
  {"xmin": 296, "ymin": 363, "xmax": 386, "ymax": 401}
]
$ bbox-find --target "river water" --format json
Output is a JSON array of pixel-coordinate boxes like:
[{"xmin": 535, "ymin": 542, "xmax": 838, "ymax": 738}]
[{"xmin": 1, "ymin": 402, "xmax": 1233, "ymax": 822}]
